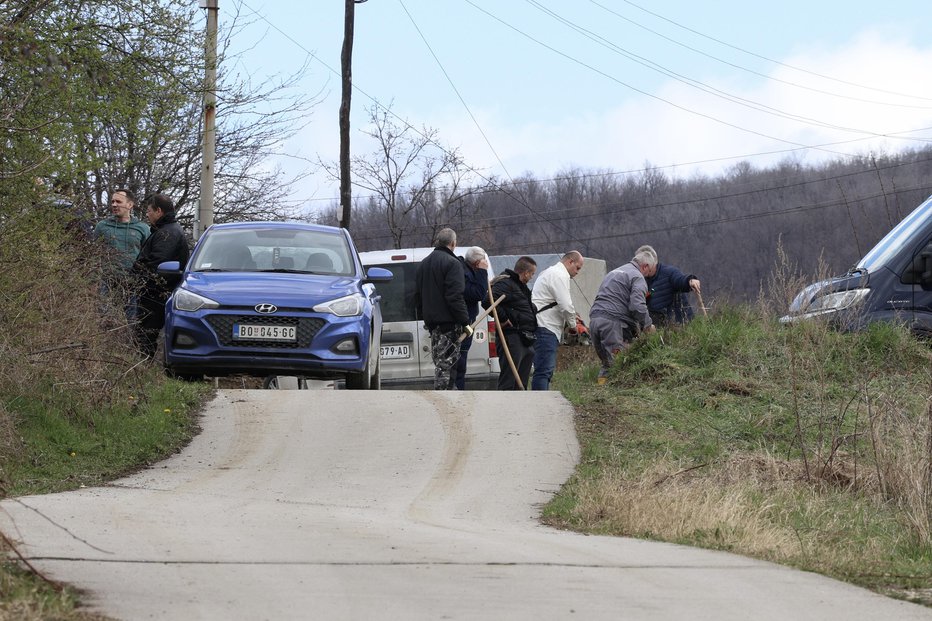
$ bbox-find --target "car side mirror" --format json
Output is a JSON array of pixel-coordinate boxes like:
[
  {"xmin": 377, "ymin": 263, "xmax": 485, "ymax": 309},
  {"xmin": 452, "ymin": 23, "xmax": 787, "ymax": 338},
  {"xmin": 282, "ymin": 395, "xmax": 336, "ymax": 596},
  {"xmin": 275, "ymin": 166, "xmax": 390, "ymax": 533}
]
[
  {"xmin": 157, "ymin": 261, "xmax": 182, "ymax": 275},
  {"xmin": 364, "ymin": 266, "xmax": 393, "ymax": 283}
]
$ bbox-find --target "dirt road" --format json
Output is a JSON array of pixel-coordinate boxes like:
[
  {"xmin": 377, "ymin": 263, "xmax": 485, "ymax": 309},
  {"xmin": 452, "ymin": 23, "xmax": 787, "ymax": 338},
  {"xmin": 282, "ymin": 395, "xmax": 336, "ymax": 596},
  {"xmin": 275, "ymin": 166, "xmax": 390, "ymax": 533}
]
[{"xmin": 1, "ymin": 390, "xmax": 928, "ymax": 620}]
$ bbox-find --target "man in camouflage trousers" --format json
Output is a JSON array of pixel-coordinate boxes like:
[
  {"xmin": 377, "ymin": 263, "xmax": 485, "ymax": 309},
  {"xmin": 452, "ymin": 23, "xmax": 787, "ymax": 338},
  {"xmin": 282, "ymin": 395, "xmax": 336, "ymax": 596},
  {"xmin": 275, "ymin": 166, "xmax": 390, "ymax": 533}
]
[{"xmin": 414, "ymin": 228, "xmax": 471, "ymax": 390}]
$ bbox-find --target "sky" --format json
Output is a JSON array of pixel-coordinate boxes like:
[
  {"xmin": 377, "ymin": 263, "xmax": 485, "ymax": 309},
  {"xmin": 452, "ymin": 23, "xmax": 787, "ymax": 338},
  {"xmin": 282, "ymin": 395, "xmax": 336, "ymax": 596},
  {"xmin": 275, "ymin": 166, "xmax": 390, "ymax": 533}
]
[{"xmin": 216, "ymin": 0, "xmax": 932, "ymax": 213}]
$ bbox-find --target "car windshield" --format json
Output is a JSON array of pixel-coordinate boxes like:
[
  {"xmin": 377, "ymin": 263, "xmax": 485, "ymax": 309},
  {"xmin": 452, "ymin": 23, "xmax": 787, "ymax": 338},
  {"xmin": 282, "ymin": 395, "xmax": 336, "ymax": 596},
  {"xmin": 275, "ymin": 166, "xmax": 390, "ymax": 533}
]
[
  {"xmin": 192, "ymin": 227, "xmax": 354, "ymax": 275},
  {"xmin": 857, "ymin": 195, "xmax": 932, "ymax": 273}
]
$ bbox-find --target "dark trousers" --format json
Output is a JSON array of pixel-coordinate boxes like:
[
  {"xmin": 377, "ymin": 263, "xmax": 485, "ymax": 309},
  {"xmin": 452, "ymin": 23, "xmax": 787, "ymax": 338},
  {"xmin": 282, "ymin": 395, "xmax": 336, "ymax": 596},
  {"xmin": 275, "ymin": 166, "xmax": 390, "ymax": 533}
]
[
  {"xmin": 454, "ymin": 337, "xmax": 473, "ymax": 390},
  {"xmin": 497, "ymin": 331, "xmax": 534, "ymax": 391},
  {"xmin": 134, "ymin": 291, "xmax": 167, "ymax": 359}
]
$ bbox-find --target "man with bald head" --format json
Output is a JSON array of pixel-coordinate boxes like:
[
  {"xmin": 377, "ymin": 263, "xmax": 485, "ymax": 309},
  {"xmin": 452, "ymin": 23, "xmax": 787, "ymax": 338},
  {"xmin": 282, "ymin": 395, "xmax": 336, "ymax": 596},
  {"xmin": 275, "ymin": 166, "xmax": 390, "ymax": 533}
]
[{"xmin": 530, "ymin": 251, "xmax": 584, "ymax": 391}]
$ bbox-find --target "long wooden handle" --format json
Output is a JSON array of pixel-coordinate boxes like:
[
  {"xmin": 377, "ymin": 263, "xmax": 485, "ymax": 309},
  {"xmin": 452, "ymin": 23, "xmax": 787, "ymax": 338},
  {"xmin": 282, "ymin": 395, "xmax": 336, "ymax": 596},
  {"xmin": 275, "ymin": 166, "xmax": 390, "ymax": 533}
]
[
  {"xmin": 695, "ymin": 290, "xmax": 708, "ymax": 317},
  {"xmin": 487, "ymin": 281, "xmax": 524, "ymax": 390},
  {"xmin": 457, "ymin": 294, "xmax": 505, "ymax": 343}
]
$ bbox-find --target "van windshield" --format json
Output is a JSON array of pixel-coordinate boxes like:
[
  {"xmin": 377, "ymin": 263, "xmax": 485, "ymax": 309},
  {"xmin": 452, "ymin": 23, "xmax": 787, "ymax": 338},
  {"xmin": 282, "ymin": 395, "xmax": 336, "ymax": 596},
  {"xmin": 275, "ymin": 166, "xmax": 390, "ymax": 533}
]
[{"xmin": 857, "ymin": 195, "xmax": 932, "ymax": 273}]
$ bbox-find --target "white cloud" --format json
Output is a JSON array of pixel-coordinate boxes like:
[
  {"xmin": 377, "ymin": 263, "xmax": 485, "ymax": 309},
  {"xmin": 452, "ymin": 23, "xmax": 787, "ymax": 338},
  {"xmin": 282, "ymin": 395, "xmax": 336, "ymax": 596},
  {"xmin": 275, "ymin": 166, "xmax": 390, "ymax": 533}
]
[{"xmin": 456, "ymin": 31, "xmax": 932, "ymax": 182}]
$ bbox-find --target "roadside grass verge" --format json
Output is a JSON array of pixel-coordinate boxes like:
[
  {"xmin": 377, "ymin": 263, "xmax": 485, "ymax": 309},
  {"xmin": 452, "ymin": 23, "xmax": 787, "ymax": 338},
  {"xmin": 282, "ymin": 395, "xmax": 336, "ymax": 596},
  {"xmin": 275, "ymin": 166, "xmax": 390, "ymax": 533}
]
[
  {"xmin": 1, "ymin": 369, "xmax": 207, "ymax": 497},
  {"xmin": 0, "ymin": 366, "xmax": 210, "ymax": 620},
  {"xmin": 0, "ymin": 214, "xmax": 213, "ymax": 618},
  {"xmin": 548, "ymin": 306, "xmax": 932, "ymax": 606}
]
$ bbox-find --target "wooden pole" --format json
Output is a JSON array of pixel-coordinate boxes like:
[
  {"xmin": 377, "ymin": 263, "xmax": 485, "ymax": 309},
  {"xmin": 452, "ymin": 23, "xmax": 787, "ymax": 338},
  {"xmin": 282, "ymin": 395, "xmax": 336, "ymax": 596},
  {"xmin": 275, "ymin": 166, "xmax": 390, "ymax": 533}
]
[
  {"xmin": 487, "ymin": 280, "xmax": 524, "ymax": 390},
  {"xmin": 457, "ymin": 294, "xmax": 505, "ymax": 343},
  {"xmin": 338, "ymin": 0, "xmax": 356, "ymax": 229},
  {"xmin": 696, "ymin": 290, "xmax": 708, "ymax": 317}
]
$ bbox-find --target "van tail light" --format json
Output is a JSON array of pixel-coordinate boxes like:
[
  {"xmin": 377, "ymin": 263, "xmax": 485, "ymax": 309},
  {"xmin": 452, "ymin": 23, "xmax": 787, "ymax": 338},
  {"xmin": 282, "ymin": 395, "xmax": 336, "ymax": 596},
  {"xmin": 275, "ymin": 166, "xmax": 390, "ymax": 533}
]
[{"xmin": 488, "ymin": 319, "xmax": 498, "ymax": 358}]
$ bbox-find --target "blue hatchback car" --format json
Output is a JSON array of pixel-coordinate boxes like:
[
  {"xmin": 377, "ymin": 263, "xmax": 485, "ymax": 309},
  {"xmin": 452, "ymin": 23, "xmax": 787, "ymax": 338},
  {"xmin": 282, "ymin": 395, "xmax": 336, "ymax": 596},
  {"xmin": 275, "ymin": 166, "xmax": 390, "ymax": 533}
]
[{"xmin": 158, "ymin": 221, "xmax": 392, "ymax": 388}]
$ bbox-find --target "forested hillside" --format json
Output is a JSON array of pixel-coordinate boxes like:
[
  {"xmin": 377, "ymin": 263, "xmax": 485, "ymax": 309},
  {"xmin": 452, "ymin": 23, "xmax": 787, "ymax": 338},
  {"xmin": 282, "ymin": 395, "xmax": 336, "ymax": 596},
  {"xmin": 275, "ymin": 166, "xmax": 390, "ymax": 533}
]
[{"xmin": 340, "ymin": 147, "xmax": 932, "ymax": 306}]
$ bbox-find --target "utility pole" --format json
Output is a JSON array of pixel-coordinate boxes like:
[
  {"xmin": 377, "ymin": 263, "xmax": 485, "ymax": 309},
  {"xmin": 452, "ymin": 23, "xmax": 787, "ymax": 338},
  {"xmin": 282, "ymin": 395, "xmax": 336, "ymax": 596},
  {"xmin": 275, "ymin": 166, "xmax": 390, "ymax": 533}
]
[
  {"xmin": 339, "ymin": 0, "xmax": 367, "ymax": 229},
  {"xmin": 197, "ymin": 0, "xmax": 219, "ymax": 239}
]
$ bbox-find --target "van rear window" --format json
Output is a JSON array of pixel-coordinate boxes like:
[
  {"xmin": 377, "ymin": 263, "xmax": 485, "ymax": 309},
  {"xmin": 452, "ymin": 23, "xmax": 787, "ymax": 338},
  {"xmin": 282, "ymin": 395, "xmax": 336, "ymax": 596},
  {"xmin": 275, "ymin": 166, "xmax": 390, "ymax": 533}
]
[{"xmin": 371, "ymin": 263, "xmax": 419, "ymax": 323}]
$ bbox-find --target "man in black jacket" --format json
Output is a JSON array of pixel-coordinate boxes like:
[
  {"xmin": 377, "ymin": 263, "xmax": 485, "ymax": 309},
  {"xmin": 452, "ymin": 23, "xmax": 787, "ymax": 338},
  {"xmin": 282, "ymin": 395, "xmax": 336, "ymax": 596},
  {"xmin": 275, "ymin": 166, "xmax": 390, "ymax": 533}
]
[
  {"xmin": 637, "ymin": 245, "xmax": 701, "ymax": 326},
  {"xmin": 483, "ymin": 256, "xmax": 537, "ymax": 390},
  {"xmin": 132, "ymin": 194, "xmax": 190, "ymax": 359},
  {"xmin": 414, "ymin": 228, "xmax": 470, "ymax": 390}
]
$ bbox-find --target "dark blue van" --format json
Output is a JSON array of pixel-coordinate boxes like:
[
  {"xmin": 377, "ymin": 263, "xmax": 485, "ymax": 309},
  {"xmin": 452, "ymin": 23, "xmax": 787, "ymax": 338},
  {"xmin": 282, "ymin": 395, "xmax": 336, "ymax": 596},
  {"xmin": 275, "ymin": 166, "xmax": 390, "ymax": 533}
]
[{"xmin": 781, "ymin": 194, "xmax": 932, "ymax": 336}]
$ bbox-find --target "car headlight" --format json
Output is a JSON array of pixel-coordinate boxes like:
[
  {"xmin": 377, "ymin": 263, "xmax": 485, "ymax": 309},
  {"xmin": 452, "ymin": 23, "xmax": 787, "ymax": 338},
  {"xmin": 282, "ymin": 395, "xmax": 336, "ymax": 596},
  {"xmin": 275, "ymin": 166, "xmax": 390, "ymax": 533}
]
[
  {"xmin": 173, "ymin": 288, "xmax": 220, "ymax": 312},
  {"xmin": 314, "ymin": 293, "xmax": 364, "ymax": 317},
  {"xmin": 805, "ymin": 288, "xmax": 870, "ymax": 314}
]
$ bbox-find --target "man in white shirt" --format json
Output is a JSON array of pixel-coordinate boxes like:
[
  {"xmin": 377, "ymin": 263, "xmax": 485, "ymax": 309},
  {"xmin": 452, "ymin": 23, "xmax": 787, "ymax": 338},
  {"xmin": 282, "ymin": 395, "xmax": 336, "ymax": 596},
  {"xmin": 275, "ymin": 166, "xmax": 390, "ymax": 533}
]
[{"xmin": 530, "ymin": 251, "xmax": 584, "ymax": 390}]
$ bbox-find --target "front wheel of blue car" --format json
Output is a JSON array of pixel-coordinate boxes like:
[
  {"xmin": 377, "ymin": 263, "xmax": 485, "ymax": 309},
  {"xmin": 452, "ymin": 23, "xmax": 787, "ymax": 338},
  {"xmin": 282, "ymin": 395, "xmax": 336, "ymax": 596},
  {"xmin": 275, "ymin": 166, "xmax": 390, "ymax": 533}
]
[{"xmin": 346, "ymin": 350, "xmax": 380, "ymax": 390}]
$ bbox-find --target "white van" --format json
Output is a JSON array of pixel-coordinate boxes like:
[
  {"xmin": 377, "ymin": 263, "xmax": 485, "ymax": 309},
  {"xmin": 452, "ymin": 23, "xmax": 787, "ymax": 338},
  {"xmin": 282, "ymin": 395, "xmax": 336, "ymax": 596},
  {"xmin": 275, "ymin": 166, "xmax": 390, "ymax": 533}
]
[{"xmin": 359, "ymin": 248, "xmax": 500, "ymax": 389}]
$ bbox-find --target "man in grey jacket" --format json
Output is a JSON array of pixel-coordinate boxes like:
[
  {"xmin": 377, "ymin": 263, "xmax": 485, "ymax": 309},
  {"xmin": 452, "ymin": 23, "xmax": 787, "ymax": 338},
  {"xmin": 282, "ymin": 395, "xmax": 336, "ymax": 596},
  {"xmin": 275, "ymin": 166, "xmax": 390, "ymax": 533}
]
[{"xmin": 589, "ymin": 247, "xmax": 657, "ymax": 384}]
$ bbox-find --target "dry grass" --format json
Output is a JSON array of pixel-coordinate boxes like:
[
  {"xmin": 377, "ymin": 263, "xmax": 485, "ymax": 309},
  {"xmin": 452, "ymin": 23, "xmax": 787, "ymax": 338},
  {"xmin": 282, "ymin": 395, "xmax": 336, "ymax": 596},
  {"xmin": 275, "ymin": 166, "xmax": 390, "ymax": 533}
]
[
  {"xmin": 573, "ymin": 459, "xmax": 798, "ymax": 560},
  {"xmin": 551, "ymin": 290, "xmax": 932, "ymax": 605}
]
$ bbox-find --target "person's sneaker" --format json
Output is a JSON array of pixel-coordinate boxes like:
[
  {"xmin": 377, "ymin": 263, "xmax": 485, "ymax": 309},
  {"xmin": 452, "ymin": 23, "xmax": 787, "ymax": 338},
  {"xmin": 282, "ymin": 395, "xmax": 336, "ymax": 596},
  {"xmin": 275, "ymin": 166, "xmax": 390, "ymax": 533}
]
[{"xmin": 596, "ymin": 376, "xmax": 607, "ymax": 386}]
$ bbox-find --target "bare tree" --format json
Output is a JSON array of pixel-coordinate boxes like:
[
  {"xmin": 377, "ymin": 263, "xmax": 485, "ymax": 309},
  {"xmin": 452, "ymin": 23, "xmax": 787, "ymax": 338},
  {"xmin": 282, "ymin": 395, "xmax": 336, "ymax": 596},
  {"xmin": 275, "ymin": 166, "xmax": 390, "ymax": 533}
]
[
  {"xmin": 321, "ymin": 104, "xmax": 487, "ymax": 249},
  {"xmin": 89, "ymin": 3, "xmax": 322, "ymax": 225}
]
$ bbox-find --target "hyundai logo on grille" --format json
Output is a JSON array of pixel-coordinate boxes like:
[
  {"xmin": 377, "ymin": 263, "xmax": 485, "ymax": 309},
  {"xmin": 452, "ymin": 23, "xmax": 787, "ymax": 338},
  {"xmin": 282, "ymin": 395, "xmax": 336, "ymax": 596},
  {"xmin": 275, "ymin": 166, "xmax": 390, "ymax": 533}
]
[{"xmin": 255, "ymin": 303, "xmax": 278, "ymax": 314}]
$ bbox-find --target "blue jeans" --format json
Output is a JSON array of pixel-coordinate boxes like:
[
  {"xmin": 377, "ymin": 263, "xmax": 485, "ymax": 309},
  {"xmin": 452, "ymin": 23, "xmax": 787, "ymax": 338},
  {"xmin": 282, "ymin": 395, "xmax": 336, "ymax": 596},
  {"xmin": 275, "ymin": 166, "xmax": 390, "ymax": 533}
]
[{"xmin": 531, "ymin": 327, "xmax": 559, "ymax": 391}]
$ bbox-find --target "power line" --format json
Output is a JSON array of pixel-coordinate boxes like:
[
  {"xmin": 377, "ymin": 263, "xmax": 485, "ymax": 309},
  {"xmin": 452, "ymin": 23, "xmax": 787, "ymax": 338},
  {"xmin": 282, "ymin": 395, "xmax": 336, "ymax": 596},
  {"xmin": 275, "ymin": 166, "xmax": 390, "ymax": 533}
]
[
  {"xmin": 524, "ymin": 0, "xmax": 932, "ymax": 138},
  {"xmin": 588, "ymin": 0, "xmax": 932, "ymax": 109},
  {"xmin": 463, "ymin": 0, "xmax": 924, "ymax": 158},
  {"xmin": 612, "ymin": 0, "xmax": 932, "ymax": 103},
  {"xmin": 293, "ymin": 126, "xmax": 932, "ymax": 204},
  {"xmin": 233, "ymin": 0, "xmax": 932, "ymax": 250},
  {"xmin": 237, "ymin": 0, "xmax": 592, "ymax": 250}
]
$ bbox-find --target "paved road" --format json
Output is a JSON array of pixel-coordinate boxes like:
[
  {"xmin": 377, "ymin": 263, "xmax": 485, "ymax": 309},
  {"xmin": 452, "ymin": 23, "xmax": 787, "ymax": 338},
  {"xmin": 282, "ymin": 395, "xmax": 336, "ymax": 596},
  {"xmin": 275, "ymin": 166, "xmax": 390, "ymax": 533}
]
[{"xmin": 1, "ymin": 390, "xmax": 929, "ymax": 620}]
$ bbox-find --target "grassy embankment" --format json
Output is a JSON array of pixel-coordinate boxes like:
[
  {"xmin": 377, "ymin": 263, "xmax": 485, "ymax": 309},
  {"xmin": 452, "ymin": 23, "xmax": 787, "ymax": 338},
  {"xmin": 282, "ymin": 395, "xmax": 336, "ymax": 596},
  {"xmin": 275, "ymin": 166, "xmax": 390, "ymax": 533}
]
[
  {"xmin": 0, "ymin": 215, "xmax": 212, "ymax": 619},
  {"xmin": 0, "ymin": 368, "xmax": 209, "ymax": 620},
  {"xmin": 548, "ymin": 305, "xmax": 932, "ymax": 606}
]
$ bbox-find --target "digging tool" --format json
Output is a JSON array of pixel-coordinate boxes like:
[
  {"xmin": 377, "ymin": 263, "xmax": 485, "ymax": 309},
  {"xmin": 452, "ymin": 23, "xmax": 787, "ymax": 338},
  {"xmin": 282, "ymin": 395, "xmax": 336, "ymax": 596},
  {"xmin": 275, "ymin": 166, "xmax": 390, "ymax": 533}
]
[
  {"xmin": 486, "ymin": 280, "xmax": 524, "ymax": 390},
  {"xmin": 457, "ymin": 294, "xmax": 505, "ymax": 343}
]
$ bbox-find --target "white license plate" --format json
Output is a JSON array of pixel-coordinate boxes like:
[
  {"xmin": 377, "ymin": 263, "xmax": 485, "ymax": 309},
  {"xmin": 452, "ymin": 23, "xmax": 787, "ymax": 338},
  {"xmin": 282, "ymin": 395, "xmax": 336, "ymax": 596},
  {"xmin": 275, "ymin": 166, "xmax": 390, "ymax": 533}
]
[
  {"xmin": 233, "ymin": 324, "xmax": 297, "ymax": 342},
  {"xmin": 380, "ymin": 344, "xmax": 411, "ymax": 359}
]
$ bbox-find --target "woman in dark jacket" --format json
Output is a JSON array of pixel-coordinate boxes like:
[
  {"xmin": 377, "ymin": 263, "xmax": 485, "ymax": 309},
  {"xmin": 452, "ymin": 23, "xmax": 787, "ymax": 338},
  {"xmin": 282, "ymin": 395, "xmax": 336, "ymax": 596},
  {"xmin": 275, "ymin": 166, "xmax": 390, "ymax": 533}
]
[
  {"xmin": 132, "ymin": 194, "xmax": 190, "ymax": 359},
  {"xmin": 483, "ymin": 256, "xmax": 537, "ymax": 390}
]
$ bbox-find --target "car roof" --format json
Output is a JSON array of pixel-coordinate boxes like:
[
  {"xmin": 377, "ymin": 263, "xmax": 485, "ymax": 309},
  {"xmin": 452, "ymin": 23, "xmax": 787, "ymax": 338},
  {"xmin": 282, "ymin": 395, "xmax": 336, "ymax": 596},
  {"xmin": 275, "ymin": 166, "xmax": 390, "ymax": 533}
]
[{"xmin": 207, "ymin": 221, "xmax": 347, "ymax": 236}]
